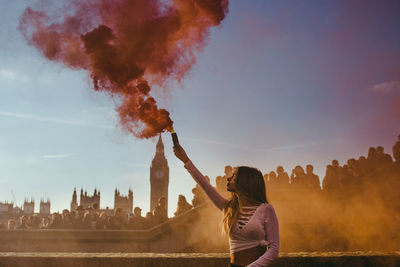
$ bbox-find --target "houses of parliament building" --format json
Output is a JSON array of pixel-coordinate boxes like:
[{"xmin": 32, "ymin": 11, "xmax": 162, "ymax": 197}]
[
  {"xmin": 70, "ymin": 134, "xmax": 169, "ymax": 215},
  {"xmin": 0, "ymin": 135, "xmax": 170, "ymax": 218}
]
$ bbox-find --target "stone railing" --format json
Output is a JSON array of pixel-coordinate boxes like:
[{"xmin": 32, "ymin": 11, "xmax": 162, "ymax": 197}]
[
  {"xmin": 0, "ymin": 202, "xmax": 228, "ymax": 253},
  {"xmin": 0, "ymin": 252, "xmax": 399, "ymax": 267}
]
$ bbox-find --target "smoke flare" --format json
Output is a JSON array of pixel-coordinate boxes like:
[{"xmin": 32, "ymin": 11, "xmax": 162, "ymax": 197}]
[{"xmin": 19, "ymin": 0, "xmax": 229, "ymax": 138}]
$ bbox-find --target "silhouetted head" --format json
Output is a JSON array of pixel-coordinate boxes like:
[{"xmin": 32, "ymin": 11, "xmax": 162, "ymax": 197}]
[
  {"xmin": 376, "ymin": 146, "xmax": 384, "ymax": 155},
  {"xmin": 269, "ymin": 171, "xmax": 277, "ymax": 181},
  {"xmin": 359, "ymin": 156, "xmax": 366, "ymax": 162},
  {"xmin": 224, "ymin": 165, "xmax": 233, "ymax": 177},
  {"xmin": 178, "ymin": 194, "xmax": 187, "ymax": 205},
  {"xmin": 294, "ymin": 165, "xmax": 305, "ymax": 176},
  {"xmin": 7, "ymin": 219, "xmax": 16, "ymax": 230},
  {"xmin": 332, "ymin": 160, "xmax": 339, "ymax": 168},
  {"xmin": 20, "ymin": 215, "xmax": 27, "ymax": 225},
  {"xmin": 62, "ymin": 209, "xmax": 69, "ymax": 217},
  {"xmin": 114, "ymin": 207, "xmax": 123, "ymax": 216},
  {"xmin": 227, "ymin": 166, "xmax": 267, "ymax": 204},
  {"xmin": 347, "ymin": 158, "xmax": 356, "ymax": 166},
  {"xmin": 306, "ymin": 164, "xmax": 314, "ymax": 174},
  {"xmin": 276, "ymin": 166, "xmax": 284, "ymax": 175},
  {"xmin": 134, "ymin": 207, "xmax": 142, "ymax": 217},
  {"xmin": 368, "ymin": 147, "xmax": 377, "ymax": 159}
]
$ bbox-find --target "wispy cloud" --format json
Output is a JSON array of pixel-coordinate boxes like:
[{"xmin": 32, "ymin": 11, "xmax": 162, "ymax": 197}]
[
  {"xmin": 0, "ymin": 69, "xmax": 29, "ymax": 82},
  {"xmin": 0, "ymin": 110, "xmax": 114, "ymax": 129},
  {"xmin": 43, "ymin": 154, "xmax": 75, "ymax": 159},
  {"xmin": 182, "ymin": 136, "xmax": 324, "ymax": 152},
  {"xmin": 371, "ymin": 81, "xmax": 400, "ymax": 93},
  {"xmin": 268, "ymin": 142, "xmax": 324, "ymax": 151}
]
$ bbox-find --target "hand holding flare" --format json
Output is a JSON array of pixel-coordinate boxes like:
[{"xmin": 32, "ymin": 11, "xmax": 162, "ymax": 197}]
[{"xmin": 168, "ymin": 127, "xmax": 190, "ymax": 164}]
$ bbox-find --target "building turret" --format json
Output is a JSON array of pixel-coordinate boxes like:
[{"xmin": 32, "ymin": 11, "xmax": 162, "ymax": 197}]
[
  {"xmin": 40, "ymin": 198, "xmax": 51, "ymax": 214},
  {"xmin": 71, "ymin": 188, "xmax": 78, "ymax": 211},
  {"xmin": 150, "ymin": 134, "xmax": 169, "ymax": 215}
]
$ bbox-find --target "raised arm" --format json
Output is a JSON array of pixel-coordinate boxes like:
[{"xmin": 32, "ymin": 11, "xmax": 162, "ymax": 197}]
[
  {"xmin": 247, "ymin": 204, "xmax": 279, "ymax": 267},
  {"xmin": 174, "ymin": 145, "xmax": 228, "ymax": 210}
]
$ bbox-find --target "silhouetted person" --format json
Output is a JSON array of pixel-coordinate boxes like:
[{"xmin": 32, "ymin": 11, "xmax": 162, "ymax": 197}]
[
  {"xmin": 40, "ymin": 216, "xmax": 50, "ymax": 229},
  {"xmin": 192, "ymin": 176, "xmax": 210, "ymax": 207},
  {"xmin": 174, "ymin": 194, "xmax": 192, "ymax": 216},
  {"xmin": 305, "ymin": 164, "xmax": 321, "ymax": 190},
  {"xmin": 358, "ymin": 156, "xmax": 368, "ymax": 176},
  {"xmin": 128, "ymin": 207, "xmax": 147, "ymax": 230},
  {"xmin": 367, "ymin": 147, "xmax": 378, "ymax": 171},
  {"xmin": 291, "ymin": 165, "xmax": 306, "ymax": 187},
  {"xmin": 17, "ymin": 215, "xmax": 28, "ymax": 229},
  {"xmin": 145, "ymin": 212, "xmax": 154, "ymax": 229},
  {"xmin": 28, "ymin": 214, "xmax": 41, "ymax": 229},
  {"xmin": 7, "ymin": 219, "xmax": 16, "ymax": 230},
  {"xmin": 322, "ymin": 165, "xmax": 340, "ymax": 192},
  {"xmin": 83, "ymin": 206, "xmax": 99, "ymax": 229},
  {"xmin": 376, "ymin": 146, "xmax": 393, "ymax": 167},
  {"xmin": 153, "ymin": 197, "xmax": 168, "ymax": 225},
  {"xmin": 62, "ymin": 213, "xmax": 74, "ymax": 229},
  {"xmin": 74, "ymin": 205, "xmax": 85, "ymax": 229},
  {"xmin": 341, "ymin": 164, "xmax": 355, "ymax": 186},
  {"xmin": 48, "ymin": 213, "xmax": 63, "ymax": 229},
  {"xmin": 276, "ymin": 166, "xmax": 290, "ymax": 187},
  {"xmin": 268, "ymin": 171, "xmax": 278, "ymax": 186},
  {"xmin": 96, "ymin": 212, "xmax": 109, "ymax": 230},
  {"xmin": 347, "ymin": 158, "xmax": 360, "ymax": 178},
  {"xmin": 109, "ymin": 207, "xmax": 128, "ymax": 230},
  {"xmin": 392, "ymin": 135, "xmax": 400, "ymax": 163}
]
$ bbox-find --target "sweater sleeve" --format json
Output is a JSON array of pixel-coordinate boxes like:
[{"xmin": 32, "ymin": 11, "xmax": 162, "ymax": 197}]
[
  {"xmin": 184, "ymin": 160, "xmax": 228, "ymax": 210},
  {"xmin": 247, "ymin": 204, "xmax": 280, "ymax": 267}
]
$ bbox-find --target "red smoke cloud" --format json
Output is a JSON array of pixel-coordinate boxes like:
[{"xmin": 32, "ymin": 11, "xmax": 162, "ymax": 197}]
[{"xmin": 19, "ymin": 0, "xmax": 229, "ymax": 138}]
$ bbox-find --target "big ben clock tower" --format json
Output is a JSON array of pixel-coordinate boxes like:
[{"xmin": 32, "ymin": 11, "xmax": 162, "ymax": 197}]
[{"xmin": 150, "ymin": 134, "xmax": 169, "ymax": 213}]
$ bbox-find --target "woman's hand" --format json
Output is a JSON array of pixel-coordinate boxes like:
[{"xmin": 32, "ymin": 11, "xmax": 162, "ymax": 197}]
[{"xmin": 174, "ymin": 144, "xmax": 190, "ymax": 164}]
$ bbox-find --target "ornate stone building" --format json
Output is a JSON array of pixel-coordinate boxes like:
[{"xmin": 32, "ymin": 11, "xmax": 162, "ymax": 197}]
[
  {"xmin": 70, "ymin": 188, "xmax": 101, "ymax": 210},
  {"xmin": 39, "ymin": 199, "xmax": 50, "ymax": 215},
  {"xmin": 23, "ymin": 199, "xmax": 34, "ymax": 214},
  {"xmin": 150, "ymin": 135, "xmax": 169, "ymax": 214},
  {"xmin": 0, "ymin": 202, "xmax": 13, "ymax": 213},
  {"xmin": 70, "ymin": 188, "xmax": 78, "ymax": 211},
  {"xmin": 114, "ymin": 189, "xmax": 133, "ymax": 214},
  {"xmin": 68, "ymin": 135, "xmax": 169, "ymax": 214}
]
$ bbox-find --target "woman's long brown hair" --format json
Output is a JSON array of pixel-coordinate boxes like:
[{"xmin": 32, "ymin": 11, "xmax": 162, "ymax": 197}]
[{"xmin": 222, "ymin": 166, "xmax": 268, "ymax": 237}]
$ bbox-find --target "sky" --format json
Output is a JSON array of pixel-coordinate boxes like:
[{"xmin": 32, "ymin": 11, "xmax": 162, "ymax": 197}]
[{"xmin": 1, "ymin": 0, "xmax": 400, "ymax": 216}]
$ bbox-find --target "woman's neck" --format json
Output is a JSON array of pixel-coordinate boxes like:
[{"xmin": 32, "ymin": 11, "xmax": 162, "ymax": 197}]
[{"xmin": 237, "ymin": 193, "xmax": 259, "ymax": 208}]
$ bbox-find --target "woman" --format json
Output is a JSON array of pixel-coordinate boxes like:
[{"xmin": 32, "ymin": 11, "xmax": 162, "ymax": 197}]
[
  {"xmin": 174, "ymin": 194, "xmax": 193, "ymax": 216},
  {"xmin": 174, "ymin": 145, "xmax": 279, "ymax": 267}
]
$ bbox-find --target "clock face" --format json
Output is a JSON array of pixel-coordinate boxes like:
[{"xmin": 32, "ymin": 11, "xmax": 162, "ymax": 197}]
[{"xmin": 155, "ymin": 170, "xmax": 164, "ymax": 178}]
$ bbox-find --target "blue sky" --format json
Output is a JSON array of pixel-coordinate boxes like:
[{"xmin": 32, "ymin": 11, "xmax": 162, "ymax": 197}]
[{"xmin": 1, "ymin": 0, "xmax": 400, "ymax": 215}]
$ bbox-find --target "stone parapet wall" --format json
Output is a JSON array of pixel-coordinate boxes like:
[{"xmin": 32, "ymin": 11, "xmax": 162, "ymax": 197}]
[
  {"xmin": 0, "ymin": 203, "xmax": 228, "ymax": 253},
  {"xmin": 0, "ymin": 252, "xmax": 399, "ymax": 267}
]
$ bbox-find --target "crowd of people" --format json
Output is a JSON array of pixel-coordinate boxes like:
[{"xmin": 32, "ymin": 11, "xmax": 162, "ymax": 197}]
[
  {"xmin": 215, "ymin": 135, "xmax": 400, "ymax": 196},
  {"xmin": 4, "ymin": 136, "xmax": 399, "ymax": 231},
  {"xmin": 3, "ymin": 193, "xmax": 194, "ymax": 230}
]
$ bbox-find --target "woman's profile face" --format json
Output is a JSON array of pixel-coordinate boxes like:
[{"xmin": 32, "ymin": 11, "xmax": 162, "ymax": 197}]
[{"xmin": 227, "ymin": 168, "xmax": 238, "ymax": 192}]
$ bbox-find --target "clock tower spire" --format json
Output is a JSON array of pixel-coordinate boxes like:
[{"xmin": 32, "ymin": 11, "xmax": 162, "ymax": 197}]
[{"xmin": 150, "ymin": 134, "xmax": 169, "ymax": 214}]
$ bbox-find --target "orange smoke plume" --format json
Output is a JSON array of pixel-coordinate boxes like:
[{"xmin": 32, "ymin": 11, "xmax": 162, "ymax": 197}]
[{"xmin": 19, "ymin": 0, "xmax": 229, "ymax": 138}]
